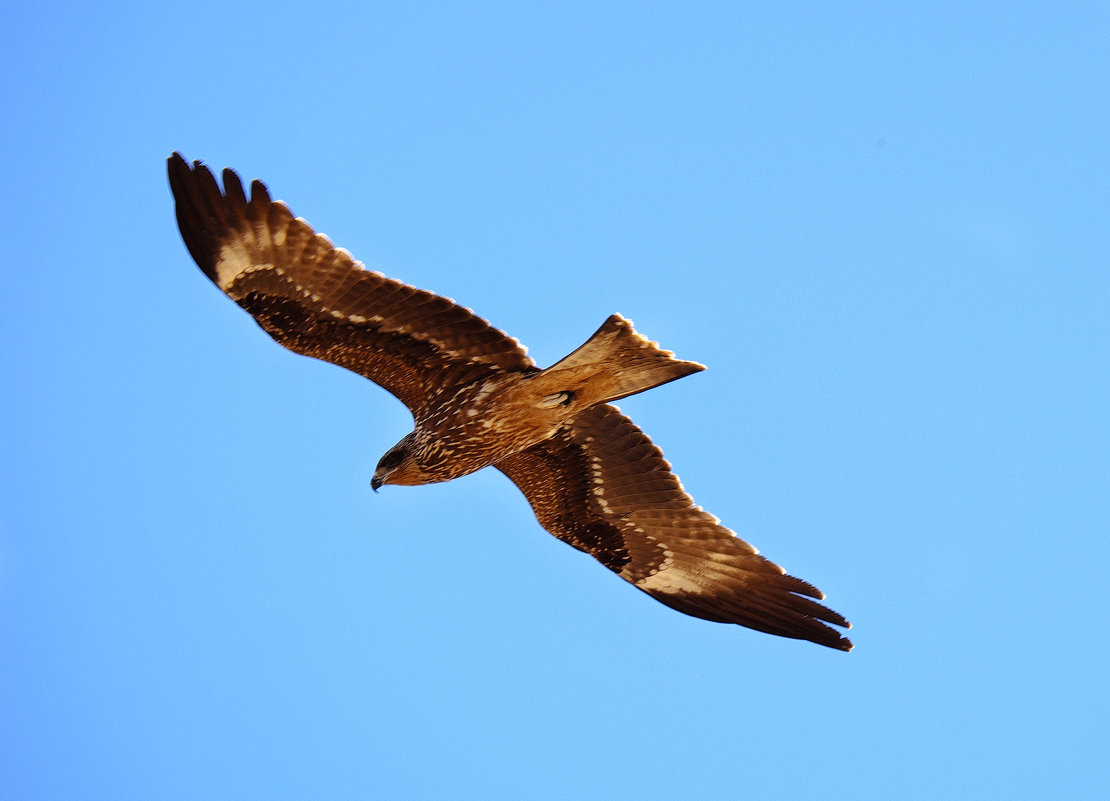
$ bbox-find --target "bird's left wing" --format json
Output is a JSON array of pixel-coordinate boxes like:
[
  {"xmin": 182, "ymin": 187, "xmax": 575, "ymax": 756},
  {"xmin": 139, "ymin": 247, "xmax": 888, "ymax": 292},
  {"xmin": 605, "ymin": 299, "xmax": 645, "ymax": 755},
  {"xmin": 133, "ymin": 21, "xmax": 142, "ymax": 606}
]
[
  {"xmin": 496, "ymin": 404, "xmax": 853, "ymax": 651},
  {"xmin": 168, "ymin": 153, "xmax": 535, "ymax": 418}
]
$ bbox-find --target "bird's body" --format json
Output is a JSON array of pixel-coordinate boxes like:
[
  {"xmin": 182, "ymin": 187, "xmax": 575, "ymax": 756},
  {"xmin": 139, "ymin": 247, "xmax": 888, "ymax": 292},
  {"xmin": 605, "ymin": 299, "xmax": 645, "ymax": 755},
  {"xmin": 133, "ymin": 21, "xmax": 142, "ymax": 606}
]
[
  {"xmin": 168, "ymin": 153, "xmax": 853, "ymax": 651},
  {"xmin": 374, "ymin": 314, "xmax": 705, "ymax": 487}
]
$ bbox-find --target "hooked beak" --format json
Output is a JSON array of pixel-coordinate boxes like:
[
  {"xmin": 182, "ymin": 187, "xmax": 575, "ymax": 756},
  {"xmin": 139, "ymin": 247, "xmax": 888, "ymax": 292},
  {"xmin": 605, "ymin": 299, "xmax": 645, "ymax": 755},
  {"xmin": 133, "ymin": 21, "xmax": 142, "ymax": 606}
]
[{"xmin": 370, "ymin": 475, "xmax": 384, "ymax": 493}]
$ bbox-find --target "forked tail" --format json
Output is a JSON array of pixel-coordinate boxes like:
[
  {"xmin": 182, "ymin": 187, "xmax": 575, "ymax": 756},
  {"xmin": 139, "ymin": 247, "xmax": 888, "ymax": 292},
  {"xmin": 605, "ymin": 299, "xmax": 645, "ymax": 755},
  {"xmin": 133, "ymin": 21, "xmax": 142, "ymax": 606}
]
[{"xmin": 536, "ymin": 314, "xmax": 705, "ymax": 407}]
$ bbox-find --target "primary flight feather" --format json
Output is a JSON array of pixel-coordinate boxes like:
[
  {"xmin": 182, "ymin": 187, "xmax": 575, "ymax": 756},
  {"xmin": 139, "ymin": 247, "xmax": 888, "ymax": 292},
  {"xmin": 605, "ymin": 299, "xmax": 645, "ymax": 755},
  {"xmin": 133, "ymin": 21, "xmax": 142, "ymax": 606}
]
[{"xmin": 168, "ymin": 152, "xmax": 852, "ymax": 651}]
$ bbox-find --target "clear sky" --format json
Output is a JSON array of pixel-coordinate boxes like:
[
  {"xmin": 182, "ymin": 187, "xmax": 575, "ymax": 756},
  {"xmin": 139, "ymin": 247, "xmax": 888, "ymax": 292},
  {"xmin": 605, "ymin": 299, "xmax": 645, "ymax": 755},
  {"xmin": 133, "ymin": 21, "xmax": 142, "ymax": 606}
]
[{"xmin": 2, "ymin": 2, "xmax": 1108, "ymax": 799}]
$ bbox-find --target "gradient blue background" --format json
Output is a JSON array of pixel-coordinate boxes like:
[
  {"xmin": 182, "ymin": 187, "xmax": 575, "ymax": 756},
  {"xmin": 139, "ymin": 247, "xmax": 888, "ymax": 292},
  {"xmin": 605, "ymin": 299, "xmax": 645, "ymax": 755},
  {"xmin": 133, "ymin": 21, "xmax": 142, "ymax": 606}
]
[{"xmin": 3, "ymin": 2, "xmax": 1108, "ymax": 798}]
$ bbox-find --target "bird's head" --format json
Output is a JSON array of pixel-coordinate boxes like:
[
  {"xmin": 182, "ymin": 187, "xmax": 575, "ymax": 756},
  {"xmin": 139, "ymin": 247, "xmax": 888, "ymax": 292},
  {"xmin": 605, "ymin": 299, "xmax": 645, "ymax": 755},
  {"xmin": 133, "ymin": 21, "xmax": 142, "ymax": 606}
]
[{"xmin": 371, "ymin": 432, "xmax": 428, "ymax": 491}]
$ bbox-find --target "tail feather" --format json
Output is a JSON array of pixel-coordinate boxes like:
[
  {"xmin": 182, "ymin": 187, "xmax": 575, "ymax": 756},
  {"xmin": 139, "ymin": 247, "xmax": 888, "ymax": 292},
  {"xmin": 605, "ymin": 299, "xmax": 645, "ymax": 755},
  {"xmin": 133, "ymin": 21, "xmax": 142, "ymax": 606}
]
[{"xmin": 538, "ymin": 314, "xmax": 705, "ymax": 407}]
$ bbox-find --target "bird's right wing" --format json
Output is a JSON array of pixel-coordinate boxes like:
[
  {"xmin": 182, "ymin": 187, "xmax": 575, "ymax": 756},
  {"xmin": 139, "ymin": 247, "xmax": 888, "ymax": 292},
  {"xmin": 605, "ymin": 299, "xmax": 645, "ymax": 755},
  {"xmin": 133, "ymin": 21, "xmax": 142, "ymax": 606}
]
[
  {"xmin": 496, "ymin": 404, "xmax": 852, "ymax": 651},
  {"xmin": 168, "ymin": 153, "xmax": 536, "ymax": 418}
]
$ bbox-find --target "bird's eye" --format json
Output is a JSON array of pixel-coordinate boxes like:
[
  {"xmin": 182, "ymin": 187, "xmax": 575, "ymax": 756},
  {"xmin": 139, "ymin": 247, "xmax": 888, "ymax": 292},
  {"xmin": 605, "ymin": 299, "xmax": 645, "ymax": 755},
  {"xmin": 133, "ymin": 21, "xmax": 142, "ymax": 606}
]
[{"xmin": 378, "ymin": 448, "xmax": 405, "ymax": 471}]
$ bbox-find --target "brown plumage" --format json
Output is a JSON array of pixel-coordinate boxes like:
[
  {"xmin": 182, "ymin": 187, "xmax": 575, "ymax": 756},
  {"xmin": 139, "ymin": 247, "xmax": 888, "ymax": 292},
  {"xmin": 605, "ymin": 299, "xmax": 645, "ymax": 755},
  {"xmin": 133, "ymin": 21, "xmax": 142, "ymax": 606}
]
[{"xmin": 168, "ymin": 152, "xmax": 853, "ymax": 651}]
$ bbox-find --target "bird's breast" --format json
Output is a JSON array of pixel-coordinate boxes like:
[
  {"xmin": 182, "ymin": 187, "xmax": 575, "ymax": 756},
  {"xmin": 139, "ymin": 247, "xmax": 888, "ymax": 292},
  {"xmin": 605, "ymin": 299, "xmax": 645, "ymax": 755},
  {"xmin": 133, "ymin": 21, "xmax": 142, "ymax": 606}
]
[{"xmin": 411, "ymin": 374, "xmax": 573, "ymax": 481}]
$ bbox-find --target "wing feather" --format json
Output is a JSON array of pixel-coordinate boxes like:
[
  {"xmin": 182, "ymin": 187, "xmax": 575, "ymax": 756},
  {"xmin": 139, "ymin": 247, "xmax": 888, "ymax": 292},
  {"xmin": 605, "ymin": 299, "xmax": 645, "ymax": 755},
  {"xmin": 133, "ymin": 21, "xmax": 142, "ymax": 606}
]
[
  {"xmin": 168, "ymin": 153, "xmax": 535, "ymax": 416},
  {"xmin": 496, "ymin": 404, "xmax": 853, "ymax": 651}
]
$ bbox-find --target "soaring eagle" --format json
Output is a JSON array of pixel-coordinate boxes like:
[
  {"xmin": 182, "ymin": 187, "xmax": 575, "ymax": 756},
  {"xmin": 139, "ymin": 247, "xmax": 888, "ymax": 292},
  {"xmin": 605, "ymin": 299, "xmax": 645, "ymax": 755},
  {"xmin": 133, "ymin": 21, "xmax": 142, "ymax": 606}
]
[{"xmin": 168, "ymin": 153, "xmax": 852, "ymax": 651}]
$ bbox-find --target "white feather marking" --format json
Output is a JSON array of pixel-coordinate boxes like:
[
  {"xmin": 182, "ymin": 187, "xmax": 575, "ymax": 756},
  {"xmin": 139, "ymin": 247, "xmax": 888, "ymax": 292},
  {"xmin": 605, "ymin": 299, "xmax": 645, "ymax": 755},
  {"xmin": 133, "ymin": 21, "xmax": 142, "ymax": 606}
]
[
  {"xmin": 637, "ymin": 566, "xmax": 704, "ymax": 594},
  {"xmin": 537, "ymin": 392, "xmax": 569, "ymax": 409},
  {"xmin": 469, "ymin": 380, "xmax": 497, "ymax": 407},
  {"xmin": 214, "ymin": 240, "xmax": 275, "ymax": 290}
]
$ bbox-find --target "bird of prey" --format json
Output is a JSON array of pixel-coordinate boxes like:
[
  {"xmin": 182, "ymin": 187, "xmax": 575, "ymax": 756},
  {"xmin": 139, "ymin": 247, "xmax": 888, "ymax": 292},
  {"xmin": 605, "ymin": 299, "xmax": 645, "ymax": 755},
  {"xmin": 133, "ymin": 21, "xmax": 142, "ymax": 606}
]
[{"xmin": 168, "ymin": 152, "xmax": 852, "ymax": 651}]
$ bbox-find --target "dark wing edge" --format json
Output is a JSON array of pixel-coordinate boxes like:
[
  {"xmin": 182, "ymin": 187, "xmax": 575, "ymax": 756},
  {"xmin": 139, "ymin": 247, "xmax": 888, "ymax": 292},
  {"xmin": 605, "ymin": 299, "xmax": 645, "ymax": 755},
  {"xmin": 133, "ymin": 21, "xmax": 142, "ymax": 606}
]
[
  {"xmin": 496, "ymin": 404, "xmax": 853, "ymax": 651},
  {"xmin": 167, "ymin": 153, "xmax": 535, "ymax": 416}
]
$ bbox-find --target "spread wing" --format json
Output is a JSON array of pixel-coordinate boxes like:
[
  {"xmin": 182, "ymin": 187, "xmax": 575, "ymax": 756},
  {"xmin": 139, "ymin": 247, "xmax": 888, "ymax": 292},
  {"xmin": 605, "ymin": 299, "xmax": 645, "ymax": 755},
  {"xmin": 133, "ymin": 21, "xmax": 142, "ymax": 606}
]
[
  {"xmin": 168, "ymin": 153, "xmax": 535, "ymax": 417},
  {"xmin": 496, "ymin": 404, "xmax": 853, "ymax": 651}
]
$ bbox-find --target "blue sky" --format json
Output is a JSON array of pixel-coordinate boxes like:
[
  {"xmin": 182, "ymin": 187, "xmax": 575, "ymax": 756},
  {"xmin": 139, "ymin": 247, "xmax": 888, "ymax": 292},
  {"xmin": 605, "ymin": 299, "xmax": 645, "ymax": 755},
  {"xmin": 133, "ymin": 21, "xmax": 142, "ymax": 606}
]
[{"xmin": 2, "ymin": 1, "xmax": 1108, "ymax": 798}]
